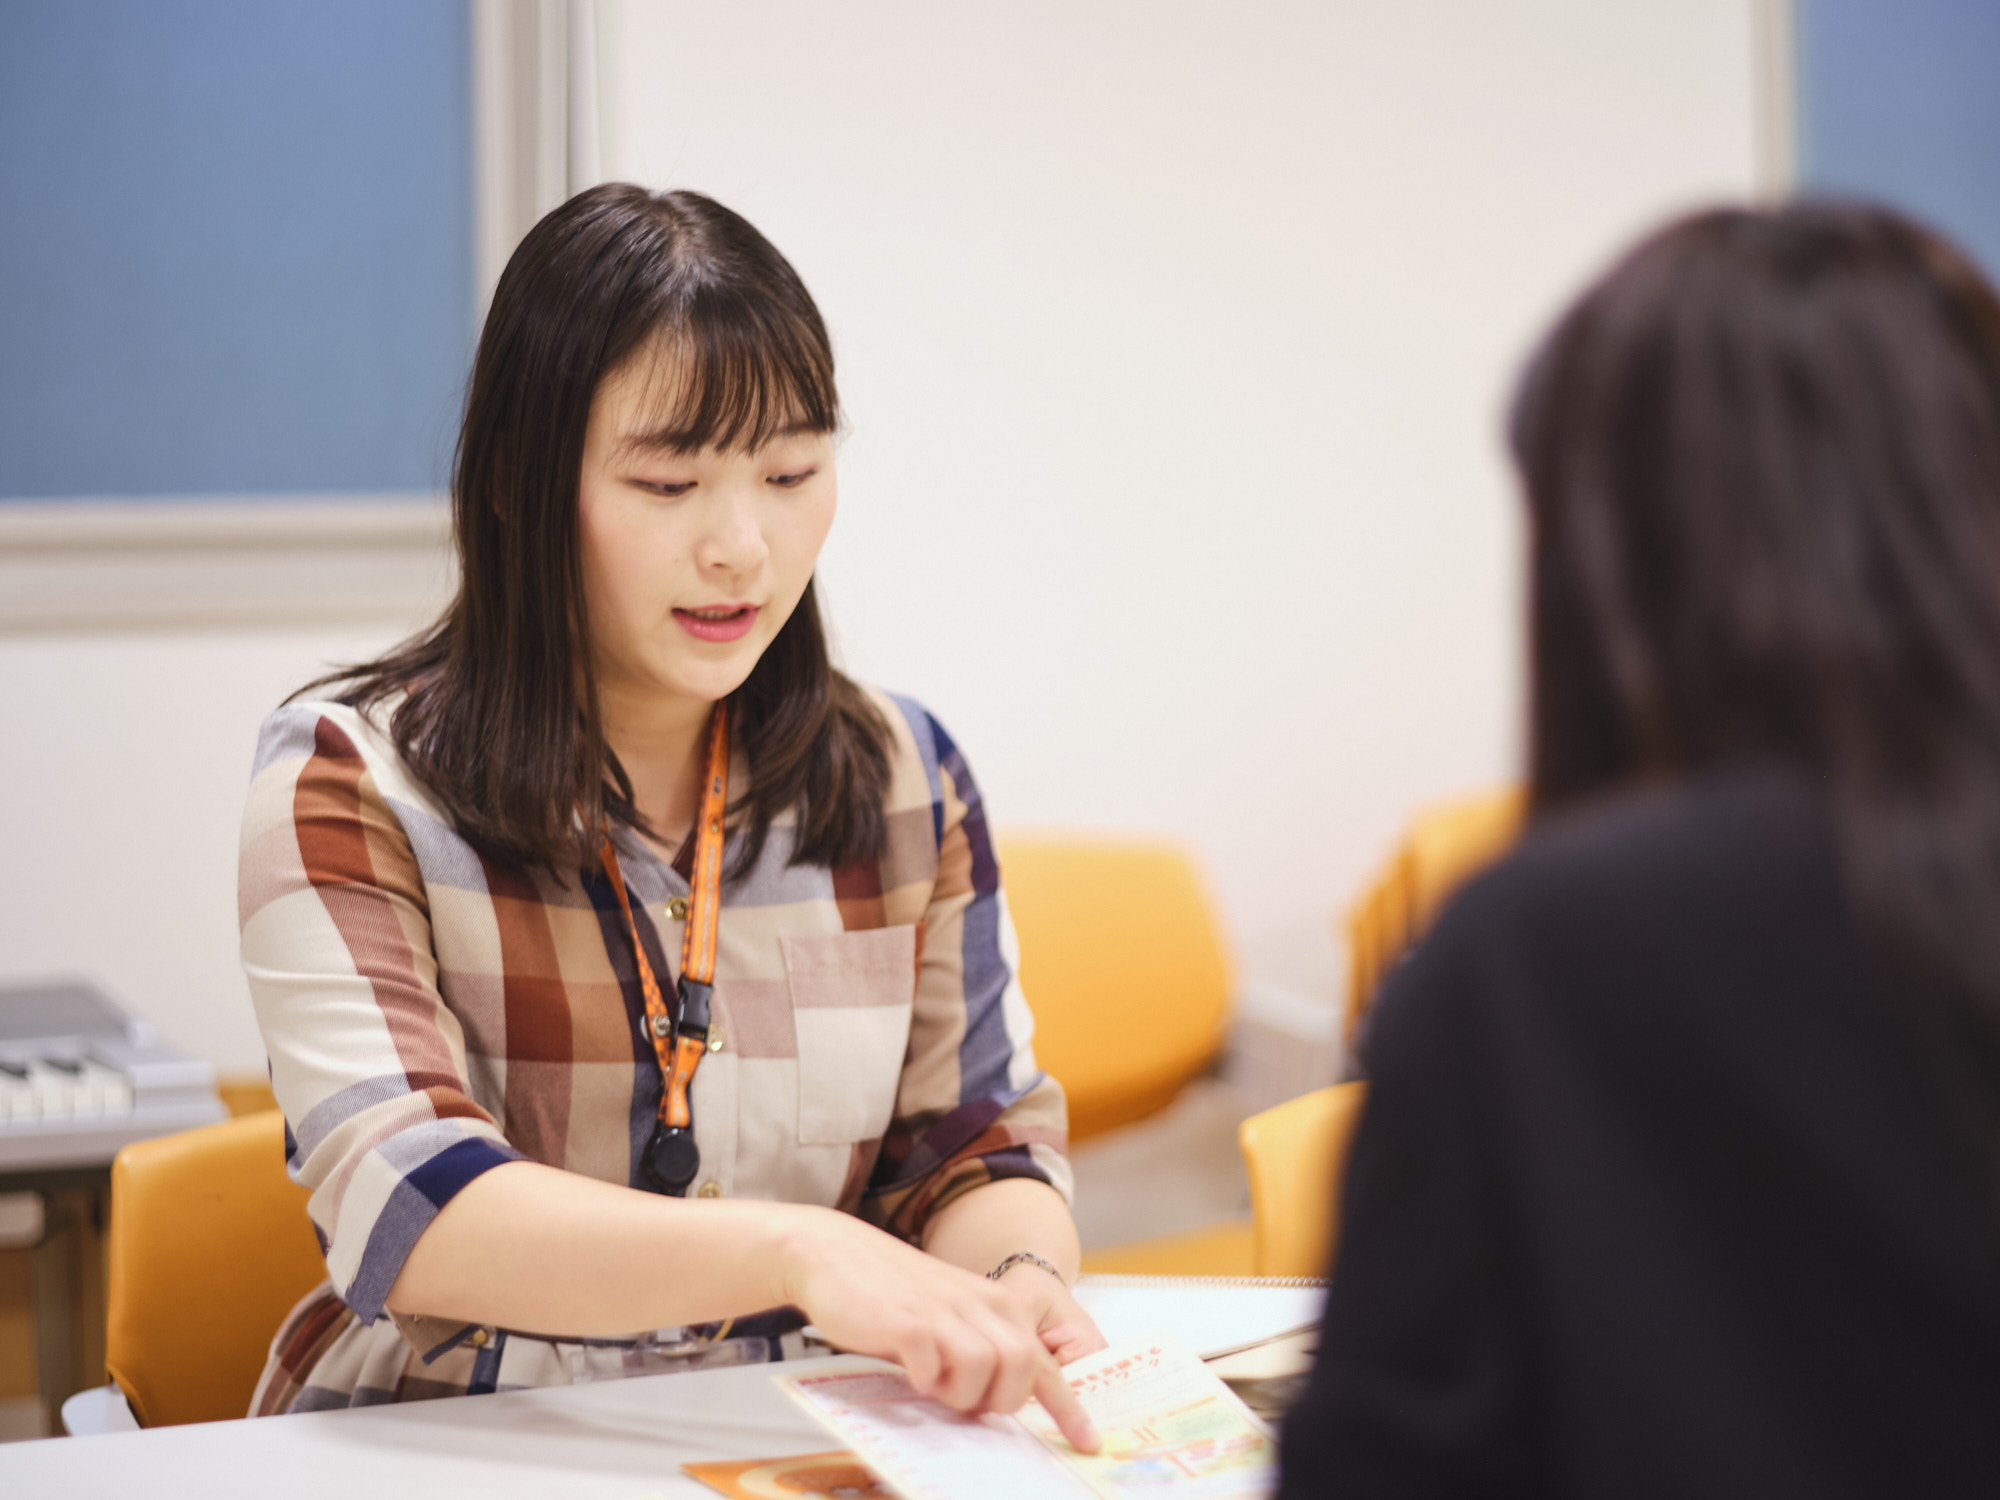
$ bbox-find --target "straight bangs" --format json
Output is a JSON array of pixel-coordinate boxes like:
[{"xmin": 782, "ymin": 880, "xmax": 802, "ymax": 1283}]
[{"xmin": 624, "ymin": 287, "xmax": 840, "ymax": 456}]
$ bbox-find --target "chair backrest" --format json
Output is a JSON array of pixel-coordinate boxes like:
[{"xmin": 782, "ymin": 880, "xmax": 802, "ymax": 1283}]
[
  {"xmin": 996, "ymin": 835, "xmax": 1232, "ymax": 1142},
  {"xmin": 107, "ymin": 1110, "xmax": 325, "ymax": 1426},
  {"xmin": 1237, "ymin": 1082, "xmax": 1368, "ymax": 1278},
  {"xmin": 1344, "ymin": 788, "xmax": 1524, "ymax": 1046}
]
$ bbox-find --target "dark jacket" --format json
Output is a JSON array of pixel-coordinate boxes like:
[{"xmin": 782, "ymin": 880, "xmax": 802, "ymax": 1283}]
[{"xmin": 1279, "ymin": 767, "xmax": 2000, "ymax": 1499}]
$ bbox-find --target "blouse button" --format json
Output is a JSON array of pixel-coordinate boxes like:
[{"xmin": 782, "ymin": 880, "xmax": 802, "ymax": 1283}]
[
  {"xmin": 697, "ymin": 1181, "xmax": 722, "ymax": 1199},
  {"xmin": 470, "ymin": 1327, "xmax": 490, "ymax": 1348},
  {"xmin": 666, "ymin": 896, "xmax": 689, "ymax": 922}
]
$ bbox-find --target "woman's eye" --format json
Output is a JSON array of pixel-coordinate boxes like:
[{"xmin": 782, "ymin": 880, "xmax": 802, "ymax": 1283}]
[
  {"xmin": 768, "ymin": 466, "xmax": 819, "ymax": 489},
  {"xmin": 636, "ymin": 479, "xmax": 696, "ymax": 497}
]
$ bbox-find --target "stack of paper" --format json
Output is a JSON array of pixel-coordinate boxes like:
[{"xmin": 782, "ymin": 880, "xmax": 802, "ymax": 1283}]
[{"xmin": 1071, "ymin": 1274, "xmax": 1324, "ymax": 1361}]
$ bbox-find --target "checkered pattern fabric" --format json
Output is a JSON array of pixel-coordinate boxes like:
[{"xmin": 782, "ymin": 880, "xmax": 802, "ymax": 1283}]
[{"xmin": 238, "ymin": 689, "xmax": 1070, "ymax": 1412}]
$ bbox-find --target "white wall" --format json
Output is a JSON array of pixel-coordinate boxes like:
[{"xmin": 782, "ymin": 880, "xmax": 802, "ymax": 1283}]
[
  {"xmin": 594, "ymin": 1, "xmax": 1761, "ymax": 993},
  {"xmin": 0, "ymin": 1, "xmax": 1761, "ymax": 1073},
  {"xmin": 0, "ymin": 626, "xmax": 410, "ymax": 1074}
]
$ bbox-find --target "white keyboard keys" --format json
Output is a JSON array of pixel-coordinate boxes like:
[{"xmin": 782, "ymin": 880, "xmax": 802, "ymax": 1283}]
[
  {"xmin": 0, "ymin": 1063, "xmax": 34, "ymax": 1125},
  {"xmin": 30, "ymin": 1059, "xmax": 77, "ymax": 1120}
]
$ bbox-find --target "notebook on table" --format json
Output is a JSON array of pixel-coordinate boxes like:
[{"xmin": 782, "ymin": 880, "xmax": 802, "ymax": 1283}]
[{"xmin": 1070, "ymin": 1273, "xmax": 1326, "ymax": 1361}]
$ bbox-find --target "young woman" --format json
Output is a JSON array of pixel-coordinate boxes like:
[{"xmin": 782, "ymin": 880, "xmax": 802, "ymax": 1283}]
[
  {"xmin": 1281, "ymin": 204, "xmax": 2000, "ymax": 1496},
  {"xmin": 238, "ymin": 185, "xmax": 1100, "ymax": 1446}
]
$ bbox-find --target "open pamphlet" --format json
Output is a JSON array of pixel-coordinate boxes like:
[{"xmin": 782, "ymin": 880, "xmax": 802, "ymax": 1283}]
[
  {"xmin": 766, "ymin": 1336, "xmax": 1277, "ymax": 1500},
  {"xmin": 1069, "ymin": 1273, "xmax": 1323, "ymax": 1422},
  {"xmin": 684, "ymin": 1277, "xmax": 1324, "ymax": 1498}
]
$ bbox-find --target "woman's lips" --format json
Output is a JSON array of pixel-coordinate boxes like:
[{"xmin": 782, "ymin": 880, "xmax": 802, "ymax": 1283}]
[{"xmin": 673, "ymin": 605, "xmax": 759, "ymax": 643}]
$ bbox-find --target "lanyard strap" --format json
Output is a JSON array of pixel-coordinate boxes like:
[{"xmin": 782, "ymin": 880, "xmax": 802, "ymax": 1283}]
[{"xmin": 598, "ymin": 703, "xmax": 729, "ymax": 1137}]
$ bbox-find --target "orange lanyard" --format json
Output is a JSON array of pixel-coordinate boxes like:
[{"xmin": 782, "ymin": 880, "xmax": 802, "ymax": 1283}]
[{"xmin": 599, "ymin": 702, "xmax": 730, "ymax": 1197}]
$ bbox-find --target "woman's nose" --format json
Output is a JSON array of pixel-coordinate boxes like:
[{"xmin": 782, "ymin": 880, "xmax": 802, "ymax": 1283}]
[{"xmin": 696, "ymin": 486, "xmax": 770, "ymax": 575}]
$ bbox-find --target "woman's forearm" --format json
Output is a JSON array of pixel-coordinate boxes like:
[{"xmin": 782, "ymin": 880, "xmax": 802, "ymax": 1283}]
[
  {"xmin": 921, "ymin": 1178, "xmax": 1082, "ymax": 1283},
  {"xmin": 385, "ymin": 1159, "xmax": 817, "ymax": 1335},
  {"xmin": 388, "ymin": 1165, "xmax": 1084, "ymax": 1334},
  {"xmin": 386, "ymin": 1158, "xmax": 1104, "ymax": 1448}
]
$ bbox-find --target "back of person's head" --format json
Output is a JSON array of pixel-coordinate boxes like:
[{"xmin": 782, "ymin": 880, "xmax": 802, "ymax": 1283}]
[{"xmin": 1511, "ymin": 202, "xmax": 2000, "ymax": 1014}]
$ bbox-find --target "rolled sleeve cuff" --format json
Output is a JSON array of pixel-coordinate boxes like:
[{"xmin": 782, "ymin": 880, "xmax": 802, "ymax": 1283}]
[
  {"xmin": 866, "ymin": 1083, "xmax": 1072, "ymax": 1240},
  {"xmin": 340, "ymin": 1135, "xmax": 524, "ymax": 1325},
  {"xmin": 921, "ymin": 1141, "xmax": 1070, "ymax": 1220}
]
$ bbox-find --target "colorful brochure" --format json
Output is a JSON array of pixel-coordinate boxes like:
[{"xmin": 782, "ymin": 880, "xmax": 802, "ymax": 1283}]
[
  {"xmin": 768, "ymin": 1336, "xmax": 1277, "ymax": 1500},
  {"xmin": 683, "ymin": 1448, "xmax": 892, "ymax": 1498}
]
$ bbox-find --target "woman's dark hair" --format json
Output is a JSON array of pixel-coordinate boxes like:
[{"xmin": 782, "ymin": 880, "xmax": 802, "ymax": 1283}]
[
  {"xmin": 302, "ymin": 184, "xmax": 890, "ymax": 876},
  {"xmin": 1511, "ymin": 199, "xmax": 2000, "ymax": 1023}
]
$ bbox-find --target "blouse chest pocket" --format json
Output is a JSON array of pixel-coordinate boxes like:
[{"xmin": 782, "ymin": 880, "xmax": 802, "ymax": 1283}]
[{"xmin": 780, "ymin": 925, "xmax": 918, "ymax": 1146}]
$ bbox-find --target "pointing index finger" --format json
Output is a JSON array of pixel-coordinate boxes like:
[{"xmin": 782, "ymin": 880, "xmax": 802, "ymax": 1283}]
[{"xmin": 1032, "ymin": 1355, "xmax": 1100, "ymax": 1455}]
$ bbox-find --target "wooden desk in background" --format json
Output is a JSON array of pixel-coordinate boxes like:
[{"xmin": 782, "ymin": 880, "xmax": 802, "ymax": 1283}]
[
  {"xmin": 0, "ymin": 1166, "xmax": 107, "ymax": 1441},
  {"xmin": 0, "ymin": 980, "xmax": 258, "ymax": 1438}
]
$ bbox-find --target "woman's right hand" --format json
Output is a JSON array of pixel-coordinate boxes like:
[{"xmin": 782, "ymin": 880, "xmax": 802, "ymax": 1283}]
[{"xmin": 774, "ymin": 1206, "xmax": 1101, "ymax": 1454}]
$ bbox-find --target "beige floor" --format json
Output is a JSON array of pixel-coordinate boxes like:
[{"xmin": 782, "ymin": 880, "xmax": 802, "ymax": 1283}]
[{"xmin": 1067, "ymin": 1079, "xmax": 1255, "ymax": 1252}]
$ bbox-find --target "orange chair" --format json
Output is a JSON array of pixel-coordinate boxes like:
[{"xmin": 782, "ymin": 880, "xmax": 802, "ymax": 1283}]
[
  {"xmin": 1344, "ymin": 789, "xmax": 1524, "ymax": 1046},
  {"xmin": 1237, "ymin": 1083, "xmax": 1368, "ymax": 1278},
  {"xmin": 106, "ymin": 1110, "xmax": 324, "ymax": 1426},
  {"xmin": 998, "ymin": 835, "xmax": 1233, "ymax": 1143}
]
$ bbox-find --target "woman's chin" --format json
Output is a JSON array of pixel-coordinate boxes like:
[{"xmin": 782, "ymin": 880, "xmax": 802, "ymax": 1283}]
[{"xmin": 652, "ymin": 655, "xmax": 760, "ymax": 707}]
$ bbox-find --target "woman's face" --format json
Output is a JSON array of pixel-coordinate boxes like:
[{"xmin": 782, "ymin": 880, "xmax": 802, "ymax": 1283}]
[{"xmin": 577, "ymin": 349, "xmax": 838, "ymax": 714}]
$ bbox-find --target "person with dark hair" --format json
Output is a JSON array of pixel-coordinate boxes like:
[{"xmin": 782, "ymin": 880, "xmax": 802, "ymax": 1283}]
[
  {"xmin": 237, "ymin": 185, "xmax": 1101, "ymax": 1444},
  {"xmin": 1279, "ymin": 203, "xmax": 2000, "ymax": 1497}
]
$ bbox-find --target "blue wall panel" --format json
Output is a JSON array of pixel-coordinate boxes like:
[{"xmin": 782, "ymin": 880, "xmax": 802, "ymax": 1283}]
[
  {"xmin": 0, "ymin": 1, "xmax": 471, "ymax": 498},
  {"xmin": 1799, "ymin": 0, "xmax": 2000, "ymax": 281}
]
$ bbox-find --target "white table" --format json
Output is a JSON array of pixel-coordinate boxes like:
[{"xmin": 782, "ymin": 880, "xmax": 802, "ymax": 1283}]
[{"xmin": 0, "ymin": 1354, "xmax": 885, "ymax": 1500}]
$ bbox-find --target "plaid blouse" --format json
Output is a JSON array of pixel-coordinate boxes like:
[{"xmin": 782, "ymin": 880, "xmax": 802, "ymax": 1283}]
[{"xmin": 237, "ymin": 689, "xmax": 1071, "ymax": 1413}]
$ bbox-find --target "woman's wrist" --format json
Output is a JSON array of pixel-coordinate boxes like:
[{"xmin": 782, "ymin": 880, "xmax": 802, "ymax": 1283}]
[
  {"xmin": 767, "ymin": 1200, "xmax": 882, "ymax": 1310},
  {"xmin": 766, "ymin": 1201, "xmax": 825, "ymax": 1308},
  {"xmin": 987, "ymin": 1251, "xmax": 1068, "ymax": 1286},
  {"xmin": 919, "ymin": 1177, "xmax": 1082, "ymax": 1282}
]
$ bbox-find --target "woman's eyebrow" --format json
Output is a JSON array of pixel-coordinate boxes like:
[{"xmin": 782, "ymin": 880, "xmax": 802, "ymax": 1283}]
[
  {"xmin": 613, "ymin": 427, "xmax": 702, "ymax": 459},
  {"xmin": 614, "ymin": 420, "xmax": 822, "ymax": 459}
]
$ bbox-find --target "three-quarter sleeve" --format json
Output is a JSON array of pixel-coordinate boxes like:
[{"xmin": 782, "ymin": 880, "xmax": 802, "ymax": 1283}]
[
  {"xmin": 862, "ymin": 702, "xmax": 1073, "ymax": 1240},
  {"xmin": 238, "ymin": 706, "xmax": 524, "ymax": 1325}
]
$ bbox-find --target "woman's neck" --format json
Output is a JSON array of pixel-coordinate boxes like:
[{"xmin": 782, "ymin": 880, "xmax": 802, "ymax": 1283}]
[{"xmin": 600, "ymin": 688, "xmax": 716, "ymax": 852}]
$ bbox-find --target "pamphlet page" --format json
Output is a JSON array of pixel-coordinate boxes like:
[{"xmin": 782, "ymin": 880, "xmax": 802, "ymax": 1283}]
[
  {"xmin": 1017, "ymin": 1338, "xmax": 1277, "ymax": 1500},
  {"xmin": 779, "ymin": 1368, "xmax": 1089, "ymax": 1500}
]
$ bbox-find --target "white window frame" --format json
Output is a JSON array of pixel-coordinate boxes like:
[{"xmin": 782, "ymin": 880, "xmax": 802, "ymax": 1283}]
[{"xmin": 0, "ymin": 495, "xmax": 454, "ymax": 633}]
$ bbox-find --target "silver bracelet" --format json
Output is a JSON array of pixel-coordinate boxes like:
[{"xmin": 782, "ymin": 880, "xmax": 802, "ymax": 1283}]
[{"xmin": 987, "ymin": 1251, "xmax": 1066, "ymax": 1284}]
